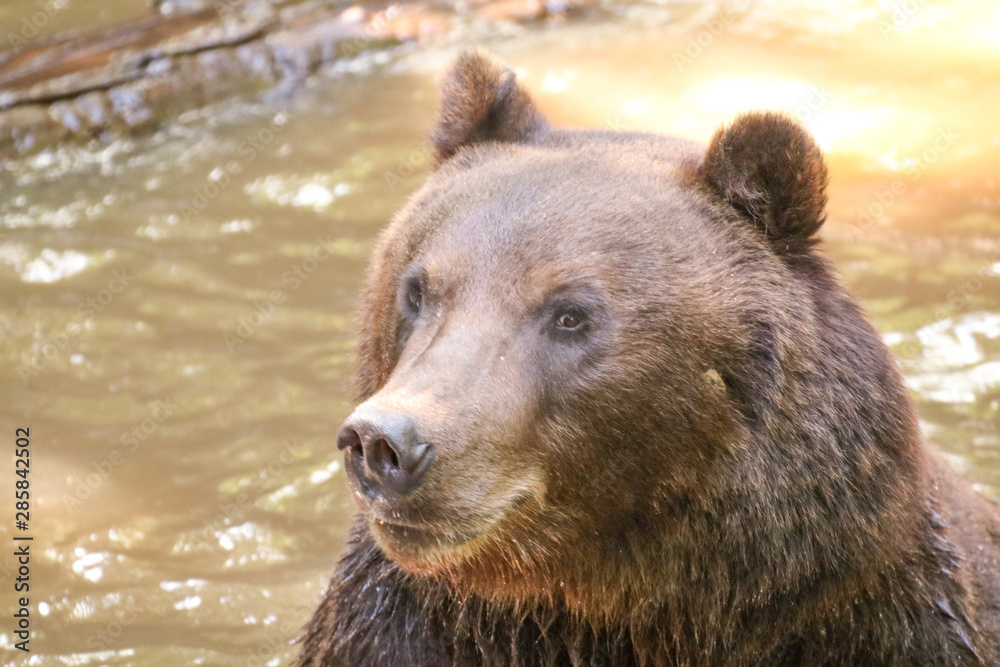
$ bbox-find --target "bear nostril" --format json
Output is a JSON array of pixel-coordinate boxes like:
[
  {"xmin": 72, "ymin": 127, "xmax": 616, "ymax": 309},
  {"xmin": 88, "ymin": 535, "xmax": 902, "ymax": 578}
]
[
  {"xmin": 337, "ymin": 427, "xmax": 363, "ymax": 457},
  {"xmin": 375, "ymin": 438, "xmax": 399, "ymax": 469}
]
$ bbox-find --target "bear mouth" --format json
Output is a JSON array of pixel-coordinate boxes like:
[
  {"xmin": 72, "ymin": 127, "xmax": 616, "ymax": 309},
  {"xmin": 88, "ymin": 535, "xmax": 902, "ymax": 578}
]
[
  {"xmin": 368, "ymin": 492, "xmax": 537, "ymax": 562},
  {"xmin": 371, "ymin": 516, "xmax": 482, "ymax": 551}
]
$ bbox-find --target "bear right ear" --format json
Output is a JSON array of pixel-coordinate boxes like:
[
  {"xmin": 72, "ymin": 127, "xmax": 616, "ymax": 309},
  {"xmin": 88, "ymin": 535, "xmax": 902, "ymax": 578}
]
[
  {"xmin": 699, "ymin": 111, "xmax": 828, "ymax": 252},
  {"xmin": 432, "ymin": 51, "xmax": 549, "ymax": 162}
]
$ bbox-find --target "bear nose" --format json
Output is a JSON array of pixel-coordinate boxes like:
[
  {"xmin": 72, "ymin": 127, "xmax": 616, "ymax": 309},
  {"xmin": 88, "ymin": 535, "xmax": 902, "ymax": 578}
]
[{"xmin": 337, "ymin": 411, "xmax": 435, "ymax": 499}]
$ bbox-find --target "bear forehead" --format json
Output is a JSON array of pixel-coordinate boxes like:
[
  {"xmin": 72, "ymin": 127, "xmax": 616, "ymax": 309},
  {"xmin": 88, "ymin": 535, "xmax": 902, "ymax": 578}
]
[{"xmin": 407, "ymin": 139, "xmax": 720, "ymax": 263}]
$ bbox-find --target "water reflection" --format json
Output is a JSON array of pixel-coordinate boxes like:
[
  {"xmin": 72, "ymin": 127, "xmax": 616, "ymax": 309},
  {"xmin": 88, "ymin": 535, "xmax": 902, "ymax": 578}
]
[{"xmin": 0, "ymin": 1, "xmax": 997, "ymax": 664}]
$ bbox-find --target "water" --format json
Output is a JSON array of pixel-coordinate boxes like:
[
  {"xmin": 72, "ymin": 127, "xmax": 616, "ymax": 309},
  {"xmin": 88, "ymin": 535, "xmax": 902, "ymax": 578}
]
[
  {"xmin": 0, "ymin": 0, "xmax": 150, "ymax": 46},
  {"xmin": 0, "ymin": 1, "xmax": 998, "ymax": 664}
]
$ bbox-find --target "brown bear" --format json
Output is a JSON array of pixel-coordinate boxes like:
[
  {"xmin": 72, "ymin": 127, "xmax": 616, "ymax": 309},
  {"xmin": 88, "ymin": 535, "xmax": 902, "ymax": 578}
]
[{"xmin": 298, "ymin": 52, "xmax": 1000, "ymax": 666}]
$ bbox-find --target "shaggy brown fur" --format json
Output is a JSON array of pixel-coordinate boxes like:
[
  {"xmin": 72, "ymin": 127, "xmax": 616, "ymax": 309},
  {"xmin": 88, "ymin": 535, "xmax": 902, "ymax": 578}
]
[{"xmin": 299, "ymin": 51, "xmax": 1000, "ymax": 666}]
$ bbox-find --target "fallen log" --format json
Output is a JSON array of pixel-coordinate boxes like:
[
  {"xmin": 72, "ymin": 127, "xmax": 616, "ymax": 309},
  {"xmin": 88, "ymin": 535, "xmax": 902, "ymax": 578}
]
[{"xmin": 0, "ymin": 0, "xmax": 586, "ymax": 159}]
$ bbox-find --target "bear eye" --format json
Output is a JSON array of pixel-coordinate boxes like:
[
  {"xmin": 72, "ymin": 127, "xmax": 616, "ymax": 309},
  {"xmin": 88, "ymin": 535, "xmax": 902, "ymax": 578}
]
[
  {"xmin": 405, "ymin": 280, "xmax": 423, "ymax": 314},
  {"xmin": 554, "ymin": 311, "xmax": 584, "ymax": 330},
  {"xmin": 542, "ymin": 290, "xmax": 603, "ymax": 341}
]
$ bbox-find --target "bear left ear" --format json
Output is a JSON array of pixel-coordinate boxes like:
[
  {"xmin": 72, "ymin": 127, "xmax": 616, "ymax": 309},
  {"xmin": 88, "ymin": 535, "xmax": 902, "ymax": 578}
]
[
  {"xmin": 432, "ymin": 51, "xmax": 549, "ymax": 162},
  {"xmin": 699, "ymin": 111, "xmax": 828, "ymax": 251}
]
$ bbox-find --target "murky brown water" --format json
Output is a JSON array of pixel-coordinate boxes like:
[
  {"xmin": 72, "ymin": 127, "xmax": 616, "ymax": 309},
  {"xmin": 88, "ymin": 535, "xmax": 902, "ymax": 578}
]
[
  {"xmin": 0, "ymin": 0, "xmax": 150, "ymax": 46},
  {"xmin": 1, "ymin": 0, "xmax": 998, "ymax": 664}
]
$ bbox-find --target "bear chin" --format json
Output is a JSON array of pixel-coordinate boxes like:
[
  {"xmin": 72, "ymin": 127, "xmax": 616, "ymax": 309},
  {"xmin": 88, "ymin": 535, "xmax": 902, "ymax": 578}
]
[
  {"xmin": 367, "ymin": 491, "xmax": 541, "ymax": 575},
  {"xmin": 369, "ymin": 516, "xmax": 486, "ymax": 565}
]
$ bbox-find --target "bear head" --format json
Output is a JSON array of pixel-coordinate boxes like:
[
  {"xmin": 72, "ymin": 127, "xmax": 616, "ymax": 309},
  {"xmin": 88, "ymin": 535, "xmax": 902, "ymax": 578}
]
[{"xmin": 335, "ymin": 52, "xmax": 920, "ymax": 620}]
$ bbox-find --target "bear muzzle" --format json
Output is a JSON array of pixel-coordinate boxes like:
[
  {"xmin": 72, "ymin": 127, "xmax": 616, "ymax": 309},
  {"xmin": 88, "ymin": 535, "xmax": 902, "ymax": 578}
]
[{"xmin": 338, "ymin": 408, "xmax": 436, "ymax": 501}]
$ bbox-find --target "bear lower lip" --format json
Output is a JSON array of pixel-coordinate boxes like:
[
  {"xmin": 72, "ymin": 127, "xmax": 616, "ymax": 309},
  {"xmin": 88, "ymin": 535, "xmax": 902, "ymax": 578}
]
[
  {"xmin": 372, "ymin": 516, "xmax": 480, "ymax": 550},
  {"xmin": 369, "ymin": 493, "xmax": 536, "ymax": 560}
]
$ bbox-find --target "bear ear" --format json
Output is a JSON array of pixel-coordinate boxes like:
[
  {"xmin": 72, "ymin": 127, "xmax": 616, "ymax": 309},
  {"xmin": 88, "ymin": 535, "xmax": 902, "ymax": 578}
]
[
  {"xmin": 699, "ymin": 111, "xmax": 828, "ymax": 251},
  {"xmin": 432, "ymin": 51, "xmax": 549, "ymax": 162}
]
